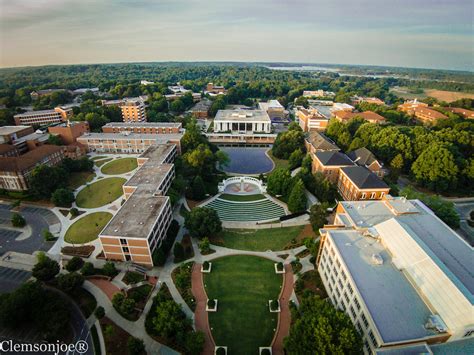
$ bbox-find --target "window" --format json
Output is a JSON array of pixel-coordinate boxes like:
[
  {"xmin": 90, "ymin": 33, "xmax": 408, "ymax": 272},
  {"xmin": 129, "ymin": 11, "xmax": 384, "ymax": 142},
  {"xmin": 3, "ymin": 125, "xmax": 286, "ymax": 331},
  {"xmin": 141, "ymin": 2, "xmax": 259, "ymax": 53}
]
[
  {"xmin": 361, "ymin": 193, "xmax": 366, "ymax": 199},
  {"xmin": 122, "ymin": 247, "xmax": 129, "ymax": 253},
  {"xmin": 368, "ymin": 330, "xmax": 378, "ymax": 348},
  {"xmin": 350, "ymin": 305, "xmax": 357, "ymax": 319},
  {"xmin": 347, "ymin": 283, "xmax": 354, "ymax": 295},
  {"xmin": 343, "ymin": 291, "xmax": 350, "ymax": 304},
  {"xmin": 361, "ymin": 313, "xmax": 369, "ymax": 328},
  {"xmin": 464, "ymin": 329, "xmax": 474, "ymax": 337},
  {"xmin": 354, "ymin": 297, "xmax": 361, "ymax": 310},
  {"xmin": 120, "ymin": 238, "xmax": 128, "ymax": 245},
  {"xmin": 370, "ymin": 192, "xmax": 376, "ymax": 199},
  {"xmin": 356, "ymin": 321, "xmax": 363, "ymax": 334}
]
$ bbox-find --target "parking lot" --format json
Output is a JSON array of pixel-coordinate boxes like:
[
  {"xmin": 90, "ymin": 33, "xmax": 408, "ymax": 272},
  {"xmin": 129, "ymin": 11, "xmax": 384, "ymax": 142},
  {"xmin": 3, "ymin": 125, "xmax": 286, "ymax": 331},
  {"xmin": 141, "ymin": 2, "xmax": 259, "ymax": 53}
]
[{"xmin": 0, "ymin": 266, "xmax": 31, "ymax": 293}]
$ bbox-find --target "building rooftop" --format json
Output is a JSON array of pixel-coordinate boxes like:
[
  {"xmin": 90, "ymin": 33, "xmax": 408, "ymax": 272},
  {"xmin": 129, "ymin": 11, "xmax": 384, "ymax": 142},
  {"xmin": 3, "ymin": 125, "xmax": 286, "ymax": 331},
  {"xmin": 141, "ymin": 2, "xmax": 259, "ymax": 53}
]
[
  {"xmin": 14, "ymin": 108, "xmax": 60, "ymax": 117},
  {"xmin": 103, "ymin": 122, "xmax": 182, "ymax": 129},
  {"xmin": 258, "ymin": 100, "xmax": 284, "ymax": 111},
  {"xmin": 215, "ymin": 109, "xmax": 271, "ymax": 122},
  {"xmin": 0, "ymin": 126, "xmax": 32, "ymax": 136},
  {"xmin": 414, "ymin": 107, "xmax": 448, "ymax": 120},
  {"xmin": 347, "ymin": 147, "xmax": 380, "ymax": 166},
  {"xmin": 306, "ymin": 132, "xmax": 339, "ymax": 151},
  {"xmin": 314, "ymin": 151, "xmax": 355, "ymax": 166},
  {"xmin": 125, "ymin": 163, "xmax": 173, "ymax": 193},
  {"xmin": 0, "ymin": 145, "xmax": 62, "ymax": 172},
  {"xmin": 328, "ymin": 229, "xmax": 437, "ymax": 343},
  {"xmin": 376, "ymin": 338, "xmax": 474, "ymax": 354},
  {"xmin": 139, "ymin": 144, "xmax": 176, "ymax": 162},
  {"xmin": 100, "ymin": 192, "xmax": 169, "ymax": 239},
  {"xmin": 78, "ymin": 132, "xmax": 183, "ymax": 142},
  {"xmin": 340, "ymin": 166, "xmax": 389, "ymax": 189},
  {"xmin": 339, "ymin": 198, "xmax": 474, "ymax": 298},
  {"xmin": 335, "ymin": 111, "xmax": 386, "ymax": 123}
]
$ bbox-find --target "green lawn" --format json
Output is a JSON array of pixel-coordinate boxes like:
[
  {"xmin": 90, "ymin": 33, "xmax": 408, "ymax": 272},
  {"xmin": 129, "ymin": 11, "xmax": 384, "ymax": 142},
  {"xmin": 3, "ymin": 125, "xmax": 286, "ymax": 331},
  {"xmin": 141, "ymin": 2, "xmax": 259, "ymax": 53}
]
[
  {"xmin": 91, "ymin": 155, "xmax": 107, "ymax": 161},
  {"xmin": 205, "ymin": 256, "xmax": 282, "ymax": 355},
  {"xmin": 68, "ymin": 172, "xmax": 96, "ymax": 190},
  {"xmin": 94, "ymin": 158, "xmax": 113, "ymax": 167},
  {"xmin": 267, "ymin": 150, "xmax": 289, "ymax": 170},
  {"xmin": 64, "ymin": 212, "xmax": 112, "ymax": 244},
  {"xmin": 218, "ymin": 194, "xmax": 266, "ymax": 202},
  {"xmin": 212, "ymin": 226, "xmax": 305, "ymax": 251},
  {"xmin": 101, "ymin": 158, "xmax": 138, "ymax": 175},
  {"xmin": 75, "ymin": 177, "xmax": 126, "ymax": 208}
]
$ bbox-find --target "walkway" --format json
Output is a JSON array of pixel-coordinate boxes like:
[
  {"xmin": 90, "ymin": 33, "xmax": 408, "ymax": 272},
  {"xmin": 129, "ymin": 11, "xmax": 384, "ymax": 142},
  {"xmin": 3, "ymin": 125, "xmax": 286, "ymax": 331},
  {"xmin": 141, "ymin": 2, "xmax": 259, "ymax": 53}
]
[
  {"xmin": 89, "ymin": 278, "xmax": 122, "ymax": 300},
  {"xmin": 191, "ymin": 263, "xmax": 215, "ymax": 355},
  {"xmin": 272, "ymin": 264, "xmax": 294, "ymax": 355}
]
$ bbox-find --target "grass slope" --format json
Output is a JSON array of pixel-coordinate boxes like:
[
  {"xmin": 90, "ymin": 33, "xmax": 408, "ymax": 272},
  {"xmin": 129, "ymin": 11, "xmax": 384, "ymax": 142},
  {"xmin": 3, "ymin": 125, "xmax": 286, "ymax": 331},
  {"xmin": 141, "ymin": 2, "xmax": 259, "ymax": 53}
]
[
  {"xmin": 75, "ymin": 177, "xmax": 126, "ymax": 208},
  {"xmin": 205, "ymin": 256, "xmax": 282, "ymax": 355},
  {"xmin": 218, "ymin": 194, "xmax": 266, "ymax": 202},
  {"xmin": 212, "ymin": 226, "xmax": 305, "ymax": 251},
  {"xmin": 68, "ymin": 172, "xmax": 96, "ymax": 190},
  {"xmin": 64, "ymin": 212, "xmax": 112, "ymax": 244}
]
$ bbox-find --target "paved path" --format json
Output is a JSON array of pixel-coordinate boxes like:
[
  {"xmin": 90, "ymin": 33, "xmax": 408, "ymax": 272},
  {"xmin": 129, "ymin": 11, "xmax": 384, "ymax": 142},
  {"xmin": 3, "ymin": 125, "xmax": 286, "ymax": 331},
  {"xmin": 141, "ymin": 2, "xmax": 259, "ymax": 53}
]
[
  {"xmin": 89, "ymin": 278, "xmax": 122, "ymax": 300},
  {"xmin": 272, "ymin": 264, "xmax": 294, "ymax": 355},
  {"xmin": 191, "ymin": 263, "xmax": 215, "ymax": 355}
]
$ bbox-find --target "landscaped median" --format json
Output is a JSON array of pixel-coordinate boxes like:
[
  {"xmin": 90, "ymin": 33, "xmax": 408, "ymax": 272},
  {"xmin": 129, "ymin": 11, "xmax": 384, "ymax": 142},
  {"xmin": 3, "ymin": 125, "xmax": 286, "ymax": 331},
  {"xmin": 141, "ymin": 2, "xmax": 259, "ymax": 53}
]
[
  {"xmin": 75, "ymin": 177, "xmax": 126, "ymax": 208},
  {"xmin": 204, "ymin": 255, "xmax": 282, "ymax": 355},
  {"xmin": 64, "ymin": 212, "xmax": 113, "ymax": 244}
]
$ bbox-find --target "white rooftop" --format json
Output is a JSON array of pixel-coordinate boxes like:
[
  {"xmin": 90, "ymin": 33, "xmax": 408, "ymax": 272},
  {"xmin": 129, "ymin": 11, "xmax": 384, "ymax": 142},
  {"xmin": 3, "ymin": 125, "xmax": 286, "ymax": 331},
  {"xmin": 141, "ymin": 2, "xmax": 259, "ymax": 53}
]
[{"xmin": 215, "ymin": 109, "xmax": 271, "ymax": 122}]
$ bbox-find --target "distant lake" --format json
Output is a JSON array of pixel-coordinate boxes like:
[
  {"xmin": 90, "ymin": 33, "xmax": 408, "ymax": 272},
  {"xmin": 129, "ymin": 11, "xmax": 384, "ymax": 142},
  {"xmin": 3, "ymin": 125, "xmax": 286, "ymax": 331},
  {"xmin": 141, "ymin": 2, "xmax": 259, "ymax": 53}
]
[{"xmin": 218, "ymin": 147, "xmax": 274, "ymax": 175}]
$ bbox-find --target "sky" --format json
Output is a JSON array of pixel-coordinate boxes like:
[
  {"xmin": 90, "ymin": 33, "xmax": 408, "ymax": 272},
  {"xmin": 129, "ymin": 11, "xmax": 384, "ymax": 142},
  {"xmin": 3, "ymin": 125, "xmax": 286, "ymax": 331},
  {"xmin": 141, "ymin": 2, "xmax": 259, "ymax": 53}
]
[{"xmin": 0, "ymin": 0, "xmax": 472, "ymax": 70}]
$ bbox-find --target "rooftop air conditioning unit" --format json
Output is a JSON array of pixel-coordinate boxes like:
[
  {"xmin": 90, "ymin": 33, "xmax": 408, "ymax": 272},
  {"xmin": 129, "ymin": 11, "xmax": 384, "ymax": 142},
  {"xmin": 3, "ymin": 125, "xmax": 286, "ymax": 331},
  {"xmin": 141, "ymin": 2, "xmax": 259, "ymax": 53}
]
[
  {"xmin": 425, "ymin": 315, "xmax": 448, "ymax": 333},
  {"xmin": 371, "ymin": 254, "xmax": 383, "ymax": 265}
]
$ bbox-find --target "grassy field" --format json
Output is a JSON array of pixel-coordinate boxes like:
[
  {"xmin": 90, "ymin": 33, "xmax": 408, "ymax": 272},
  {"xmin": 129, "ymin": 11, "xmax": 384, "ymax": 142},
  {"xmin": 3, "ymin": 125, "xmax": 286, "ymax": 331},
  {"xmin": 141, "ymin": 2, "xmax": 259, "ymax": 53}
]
[
  {"xmin": 390, "ymin": 86, "xmax": 474, "ymax": 102},
  {"xmin": 64, "ymin": 212, "xmax": 112, "ymax": 244},
  {"xmin": 101, "ymin": 158, "xmax": 138, "ymax": 175},
  {"xmin": 94, "ymin": 158, "xmax": 113, "ymax": 167},
  {"xmin": 205, "ymin": 256, "xmax": 282, "ymax": 355},
  {"xmin": 75, "ymin": 177, "xmax": 126, "ymax": 208},
  {"xmin": 218, "ymin": 194, "xmax": 266, "ymax": 202},
  {"xmin": 91, "ymin": 156, "xmax": 107, "ymax": 161},
  {"xmin": 68, "ymin": 172, "xmax": 96, "ymax": 190},
  {"xmin": 211, "ymin": 226, "xmax": 305, "ymax": 251},
  {"xmin": 267, "ymin": 150, "xmax": 289, "ymax": 170}
]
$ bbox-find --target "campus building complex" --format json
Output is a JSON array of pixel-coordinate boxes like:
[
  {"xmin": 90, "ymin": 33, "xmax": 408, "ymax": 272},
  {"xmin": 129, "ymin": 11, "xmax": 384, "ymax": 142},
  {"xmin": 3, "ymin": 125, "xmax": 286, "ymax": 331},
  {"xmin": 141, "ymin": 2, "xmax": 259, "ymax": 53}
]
[
  {"xmin": 102, "ymin": 122, "xmax": 182, "ymax": 135},
  {"xmin": 48, "ymin": 121, "xmax": 90, "ymax": 145},
  {"xmin": 258, "ymin": 100, "xmax": 288, "ymax": 122},
  {"xmin": 213, "ymin": 109, "xmax": 272, "ymax": 134},
  {"xmin": 13, "ymin": 107, "xmax": 73, "ymax": 126},
  {"xmin": 0, "ymin": 145, "xmax": 64, "ymax": 191},
  {"xmin": 99, "ymin": 145, "xmax": 177, "ymax": 266},
  {"xmin": 0, "ymin": 126, "xmax": 35, "ymax": 144},
  {"xmin": 317, "ymin": 197, "xmax": 474, "ymax": 353}
]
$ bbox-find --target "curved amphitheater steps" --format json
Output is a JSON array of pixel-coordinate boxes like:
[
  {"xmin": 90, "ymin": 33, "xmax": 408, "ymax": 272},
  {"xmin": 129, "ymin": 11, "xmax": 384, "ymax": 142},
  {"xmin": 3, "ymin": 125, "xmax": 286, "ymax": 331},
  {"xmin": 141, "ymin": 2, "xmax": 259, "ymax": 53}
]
[{"xmin": 205, "ymin": 197, "xmax": 285, "ymax": 222}]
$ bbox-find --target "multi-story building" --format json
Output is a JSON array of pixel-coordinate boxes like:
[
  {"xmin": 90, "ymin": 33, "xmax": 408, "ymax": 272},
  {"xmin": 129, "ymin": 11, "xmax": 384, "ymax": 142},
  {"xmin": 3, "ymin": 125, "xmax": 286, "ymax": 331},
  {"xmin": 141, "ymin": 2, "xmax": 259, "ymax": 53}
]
[
  {"xmin": 188, "ymin": 99, "xmax": 212, "ymax": 119},
  {"xmin": 102, "ymin": 122, "xmax": 182, "ymax": 135},
  {"xmin": 302, "ymin": 90, "xmax": 336, "ymax": 98},
  {"xmin": 351, "ymin": 96, "xmax": 385, "ymax": 106},
  {"xmin": 214, "ymin": 109, "xmax": 272, "ymax": 134},
  {"xmin": 121, "ymin": 99, "xmax": 147, "ymax": 122},
  {"xmin": 444, "ymin": 107, "xmax": 474, "ymax": 119},
  {"xmin": 0, "ymin": 126, "xmax": 34, "ymax": 144},
  {"xmin": 48, "ymin": 121, "xmax": 90, "ymax": 145},
  {"xmin": 397, "ymin": 99, "xmax": 428, "ymax": 115},
  {"xmin": 258, "ymin": 100, "xmax": 288, "ymax": 122},
  {"xmin": 0, "ymin": 144, "xmax": 19, "ymax": 158},
  {"xmin": 205, "ymin": 83, "xmax": 226, "ymax": 95},
  {"xmin": 305, "ymin": 131, "xmax": 340, "ymax": 154},
  {"xmin": 412, "ymin": 107, "xmax": 448, "ymax": 123},
  {"xmin": 338, "ymin": 166, "xmax": 390, "ymax": 200},
  {"xmin": 310, "ymin": 151, "xmax": 355, "ymax": 183},
  {"xmin": 72, "ymin": 88, "xmax": 99, "ymax": 95},
  {"xmin": 100, "ymin": 96, "xmax": 148, "ymax": 107},
  {"xmin": 12, "ymin": 131, "xmax": 50, "ymax": 153},
  {"xmin": 0, "ymin": 145, "xmax": 64, "ymax": 191},
  {"xmin": 296, "ymin": 106, "xmax": 329, "ymax": 131},
  {"xmin": 77, "ymin": 132, "xmax": 183, "ymax": 154},
  {"xmin": 334, "ymin": 111, "xmax": 387, "ymax": 124},
  {"xmin": 317, "ymin": 197, "xmax": 474, "ymax": 353},
  {"xmin": 99, "ymin": 145, "xmax": 176, "ymax": 266},
  {"xmin": 14, "ymin": 107, "xmax": 73, "ymax": 126},
  {"xmin": 347, "ymin": 147, "xmax": 386, "ymax": 178},
  {"xmin": 330, "ymin": 103, "xmax": 355, "ymax": 117}
]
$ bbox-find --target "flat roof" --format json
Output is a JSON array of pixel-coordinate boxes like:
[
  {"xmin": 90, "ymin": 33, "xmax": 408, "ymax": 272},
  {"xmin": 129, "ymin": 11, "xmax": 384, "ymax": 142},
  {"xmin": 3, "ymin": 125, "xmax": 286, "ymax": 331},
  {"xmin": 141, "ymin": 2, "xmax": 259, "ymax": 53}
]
[
  {"xmin": 100, "ymin": 192, "xmax": 169, "ymax": 239},
  {"xmin": 103, "ymin": 122, "xmax": 182, "ymax": 128},
  {"xmin": 340, "ymin": 198, "xmax": 474, "ymax": 299},
  {"xmin": 258, "ymin": 100, "xmax": 283, "ymax": 110},
  {"xmin": 78, "ymin": 132, "xmax": 183, "ymax": 142},
  {"xmin": 139, "ymin": 144, "xmax": 175, "ymax": 162},
  {"xmin": 329, "ymin": 229, "xmax": 437, "ymax": 343},
  {"xmin": 215, "ymin": 109, "xmax": 271, "ymax": 122},
  {"xmin": 0, "ymin": 126, "xmax": 32, "ymax": 135},
  {"xmin": 125, "ymin": 163, "xmax": 173, "ymax": 193}
]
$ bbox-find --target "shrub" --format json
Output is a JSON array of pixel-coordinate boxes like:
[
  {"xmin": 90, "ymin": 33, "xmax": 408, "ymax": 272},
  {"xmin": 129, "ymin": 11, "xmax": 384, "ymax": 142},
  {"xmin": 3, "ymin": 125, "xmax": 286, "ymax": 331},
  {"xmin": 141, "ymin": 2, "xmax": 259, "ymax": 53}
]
[
  {"xmin": 112, "ymin": 293, "xmax": 125, "ymax": 309},
  {"xmin": 309, "ymin": 256, "xmax": 316, "ymax": 264},
  {"xmin": 123, "ymin": 271, "xmax": 144, "ymax": 284},
  {"xmin": 65, "ymin": 256, "xmax": 84, "ymax": 272},
  {"xmin": 32, "ymin": 252, "xmax": 59, "ymax": 281},
  {"xmin": 102, "ymin": 261, "xmax": 117, "ymax": 277},
  {"xmin": 57, "ymin": 272, "xmax": 84, "ymax": 293},
  {"xmin": 127, "ymin": 337, "xmax": 145, "ymax": 355},
  {"xmin": 216, "ymin": 347, "xmax": 226, "ymax": 355},
  {"xmin": 42, "ymin": 229, "xmax": 55, "ymax": 241},
  {"xmin": 261, "ymin": 349, "xmax": 271, "ymax": 355},
  {"xmin": 94, "ymin": 306, "xmax": 105, "ymax": 319},
  {"xmin": 207, "ymin": 299, "xmax": 216, "ymax": 308},
  {"xmin": 199, "ymin": 237, "xmax": 210, "ymax": 253},
  {"xmin": 277, "ymin": 262, "xmax": 284, "ymax": 271},
  {"xmin": 120, "ymin": 298, "xmax": 136, "ymax": 316},
  {"xmin": 203, "ymin": 261, "xmax": 210, "ymax": 270},
  {"xmin": 173, "ymin": 242, "xmax": 185, "ymax": 261},
  {"xmin": 70, "ymin": 207, "xmax": 79, "ymax": 217},
  {"xmin": 152, "ymin": 248, "xmax": 167, "ymax": 266},
  {"xmin": 11, "ymin": 213, "xmax": 26, "ymax": 228},
  {"xmin": 51, "ymin": 188, "xmax": 75, "ymax": 207},
  {"xmin": 270, "ymin": 300, "xmax": 279, "ymax": 311},
  {"xmin": 81, "ymin": 262, "xmax": 95, "ymax": 276}
]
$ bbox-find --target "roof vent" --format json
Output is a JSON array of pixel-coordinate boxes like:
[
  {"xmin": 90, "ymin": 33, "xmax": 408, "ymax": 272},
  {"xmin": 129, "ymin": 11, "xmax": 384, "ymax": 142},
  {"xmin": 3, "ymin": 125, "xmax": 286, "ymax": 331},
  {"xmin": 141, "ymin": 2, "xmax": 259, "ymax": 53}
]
[
  {"xmin": 425, "ymin": 315, "xmax": 448, "ymax": 333},
  {"xmin": 371, "ymin": 254, "xmax": 383, "ymax": 265}
]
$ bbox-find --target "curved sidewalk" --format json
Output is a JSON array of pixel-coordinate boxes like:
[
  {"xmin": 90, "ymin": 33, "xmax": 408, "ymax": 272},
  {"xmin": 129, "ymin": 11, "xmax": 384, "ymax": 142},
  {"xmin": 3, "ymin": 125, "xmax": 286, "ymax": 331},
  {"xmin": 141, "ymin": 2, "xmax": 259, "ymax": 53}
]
[
  {"xmin": 191, "ymin": 263, "xmax": 215, "ymax": 355},
  {"xmin": 272, "ymin": 264, "xmax": 294, "ymax": 355}
]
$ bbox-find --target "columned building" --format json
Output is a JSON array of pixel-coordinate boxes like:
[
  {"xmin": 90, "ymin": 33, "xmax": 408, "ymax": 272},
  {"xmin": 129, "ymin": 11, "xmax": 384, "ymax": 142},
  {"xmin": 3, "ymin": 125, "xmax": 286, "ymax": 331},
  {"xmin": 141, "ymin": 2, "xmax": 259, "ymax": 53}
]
[{"xmin": 214, "ymin": 110, "xmax": 271, "ymax": 134}]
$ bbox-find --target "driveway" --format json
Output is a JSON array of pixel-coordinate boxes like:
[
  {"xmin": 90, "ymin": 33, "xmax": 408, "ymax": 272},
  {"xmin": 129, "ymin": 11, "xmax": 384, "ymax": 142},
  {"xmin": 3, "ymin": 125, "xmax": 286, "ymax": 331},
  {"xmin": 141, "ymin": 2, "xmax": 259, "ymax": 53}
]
[
  {"xmin": 0, "ymin": 203, "xmax": 56, "ymax": 256},
  {"xmin": 0, "ymin": 266, "xmax": 31, "ymax": 293}
]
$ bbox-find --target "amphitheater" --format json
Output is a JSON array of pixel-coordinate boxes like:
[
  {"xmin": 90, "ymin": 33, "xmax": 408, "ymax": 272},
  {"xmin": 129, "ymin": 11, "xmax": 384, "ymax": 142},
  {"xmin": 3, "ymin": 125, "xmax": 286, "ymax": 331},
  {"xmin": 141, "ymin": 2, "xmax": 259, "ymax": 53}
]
[{"xmin": 200, "ymin": 177, "xmax": 287, "ymax": 222}]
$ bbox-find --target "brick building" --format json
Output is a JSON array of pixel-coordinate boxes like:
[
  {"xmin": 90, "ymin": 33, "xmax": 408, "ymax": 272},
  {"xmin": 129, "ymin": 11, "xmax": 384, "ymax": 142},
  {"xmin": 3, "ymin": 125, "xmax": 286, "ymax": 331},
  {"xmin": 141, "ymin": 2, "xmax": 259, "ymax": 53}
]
[
  {"xmin": 310, "ymin": 151, "xmax": 355, "ymax": 183},
  {"xmin": 48, "ymin": 121, "xmax": 90, "ymax": 145},
  {"xmin": 102, "ymin": 122, "xmax": 182, "ymax": 135},
  {"xmin": 296, "ymin": 106, "xmax": 329, "ymax": 132},
  {"xmin": 337, "ymin": 166, "xmax": 390, "ymax": 200},
  {"xmin": 14, "ymin": 107, "xmax": 73, "ymax": 126},
  {"xmin": 305, "ymin": 131, "xmax": 340, "ymax": 154},
  {"xmin": 347, "ymin": 147, "xmax": 386, "ymax": 178},
  {"xmin": 334, "ymin": 111, "xmax": 387, "ymax": 124},
  {"xmin": 121, "ymin": 99, "xmax": 147, "ymax": 122}
]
